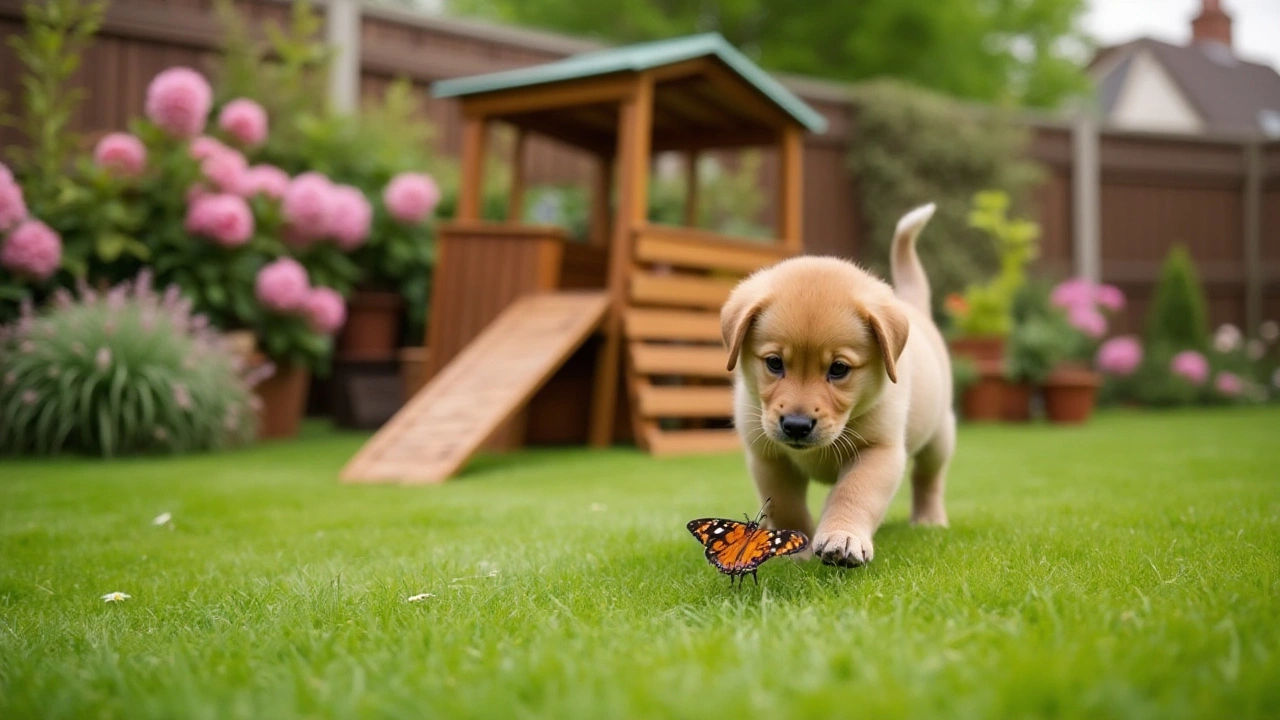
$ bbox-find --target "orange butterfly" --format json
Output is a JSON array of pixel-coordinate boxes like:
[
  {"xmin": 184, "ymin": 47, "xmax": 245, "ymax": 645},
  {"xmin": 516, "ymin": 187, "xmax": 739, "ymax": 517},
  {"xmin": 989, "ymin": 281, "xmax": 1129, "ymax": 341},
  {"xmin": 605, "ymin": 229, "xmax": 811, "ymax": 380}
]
[{"xmin": 686, "ymin": 498, "xmax": 809, "ymax": 585}]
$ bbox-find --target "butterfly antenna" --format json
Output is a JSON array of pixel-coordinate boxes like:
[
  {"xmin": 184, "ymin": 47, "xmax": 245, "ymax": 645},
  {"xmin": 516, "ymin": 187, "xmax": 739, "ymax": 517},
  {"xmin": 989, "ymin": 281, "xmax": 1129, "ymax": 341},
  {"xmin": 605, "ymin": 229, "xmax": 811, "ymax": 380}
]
[{"xmin": 753, "ymin": 497, "xmax": 773, "ymax": 525}]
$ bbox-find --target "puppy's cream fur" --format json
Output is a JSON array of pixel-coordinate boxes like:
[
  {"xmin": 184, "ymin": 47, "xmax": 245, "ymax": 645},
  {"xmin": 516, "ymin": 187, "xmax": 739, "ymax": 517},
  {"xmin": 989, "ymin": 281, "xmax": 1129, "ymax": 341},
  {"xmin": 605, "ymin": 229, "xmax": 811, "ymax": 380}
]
[{"xmin": 720, "ymin": 204, "xmax": 953, "ymax": 567}]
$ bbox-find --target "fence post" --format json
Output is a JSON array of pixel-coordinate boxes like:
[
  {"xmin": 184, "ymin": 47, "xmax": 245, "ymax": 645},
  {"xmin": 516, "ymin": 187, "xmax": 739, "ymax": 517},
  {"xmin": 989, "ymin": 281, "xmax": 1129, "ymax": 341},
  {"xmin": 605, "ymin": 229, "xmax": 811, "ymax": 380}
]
[
  {"xmin": 1243, "ymin": 142, "xmax": 1262, "ymax": 332},
  {"xmin": 1071, "ymin": 112, "xmax": 1101, "ymax": 284},
  {"xmin": 326, "ymin": 0, "xmax": 361, "ymax": 114}
]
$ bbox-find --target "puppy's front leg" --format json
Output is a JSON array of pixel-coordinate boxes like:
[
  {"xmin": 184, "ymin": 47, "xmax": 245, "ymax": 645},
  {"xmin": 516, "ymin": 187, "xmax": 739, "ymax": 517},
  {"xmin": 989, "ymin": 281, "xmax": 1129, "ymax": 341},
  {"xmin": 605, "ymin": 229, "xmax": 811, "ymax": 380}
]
[
  {"xmin": 812, "ymin": 444, "xmax": 907, "ymax": 567},
  {"xmin": 747, "ymin": 450, "xmax": 812, "ymax": 535}
]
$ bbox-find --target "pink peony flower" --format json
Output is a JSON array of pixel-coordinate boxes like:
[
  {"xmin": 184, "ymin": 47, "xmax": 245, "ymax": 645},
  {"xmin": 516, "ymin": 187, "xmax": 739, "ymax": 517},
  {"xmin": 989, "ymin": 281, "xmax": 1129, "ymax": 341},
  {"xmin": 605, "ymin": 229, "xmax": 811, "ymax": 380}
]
[
  {"xmin": 255, "ymin": 257, "xmax": 310, "ymax": 313},
  {"xmin": 1, "ymin": 219, "xmax": 62, "ymax": 280},
  {"xmin": 0, "ymin": 162, "xmax": 28, "ymax": 231},
  {"xmin": 303, "ymin": 287, "xmax": 347, "ymax": 335},
  {"xmin": 329, "ymin": 185, "xmax": 372, "ymax": 250},
  {"xmin": 1095, "ymin": 284, "xmax": 1125, "ymax": 312},
  {"xmin": 281, "ymin": 172, "xmax": 334, "ymax": 244},
  {"xmin": 1051, "ymin": 277, "xmax": 1095, "ymax": 310},
  {"xmin": 217, "ymin": 98, "xmax": 268, "ymax": 147},
  {"xmin": 1095, "ymin": 335, "xmax": 1142, "ymax": 376},
  {"xmin": 185, "ymin": 193, "xmax": 254, "ymax": 247},
  {"xmin": 240, "ymin": 165, "xmax": 290, "ymax": 199},
  {"xmin": 1214, "ymin": 371, "xmax": 1243, "ymax": 397},
  {"xmin": 1067, "ymin": 304, "xmax": 1107, "ymax": 339},
  {"xmin": 145, "ymin": 67, "xmax": 212, "ymax": 138},
  {"xmin": 1170, "ymin": 350, "xmax": 1209, "ymax": 385},
  {"xmin": 383, "ymin": 172, "xmax": 439, "ymax": 224},
  {"xmin": 93, "ymin": 133, "xmax": 147, "ymax": 177}
]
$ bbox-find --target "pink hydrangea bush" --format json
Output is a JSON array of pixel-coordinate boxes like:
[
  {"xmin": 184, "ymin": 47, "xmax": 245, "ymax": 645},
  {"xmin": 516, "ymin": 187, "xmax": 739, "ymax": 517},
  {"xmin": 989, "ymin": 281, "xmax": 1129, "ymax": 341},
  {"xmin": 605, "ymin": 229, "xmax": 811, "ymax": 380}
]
[
  {"xmin": 281, "ymin": 172, "xmax": 335, "ymax": 245},
  {"xmin": 217, "ymin": 98, "xmax": 268, "ymax": 147},
  {"xmin": 1170, "ymin": 350, "xmax": 1209, "ymax": 385},
  {"xmin": 0, "ymin": 162, "xmax": 28, "ymax": 232},
  {"xmin": 93, "ymin": 133, "xmax": 147, "ymax": 177},
  {"xmin": 189, "ymin": 136, "xmax": 248, "ymax": 195},
  {"xmin": 255, "ymin": 258, "xmax": 310, "ymax": 313},
  {"xmin": 1214, "ymin": 371, "xmax": 1243, "ymax": 397},
  {"xmin": 185, "ymin": 194, "xmax": 254, "ymax": 247},
  {"xmin": 1096, "ymin": 335, "xmax": 1142, "ymax": 376},
  {"xmin": 145, "ymin": 67, "xmax": 212, "ymax": 139},
  {"xmin": 303, "ymin": 287, "xmax": 347, "ymax": 334},
  {"xmin": 383, "ymin": 172, "xmax": 440, "ymax": 224},
  {"xmin": 240, "ymin": 165, "xmax": 290, "ymax": 200},
  {"xmin": 1, "ymin": 220, "xmax": 62, "ymax": 281},
  {"xmin": 329, "ymin": 185, "xmax": 372, "ymax": 250},
  {"xmin": 1051, "ymin": 277, "xmax": 1126, "ymax": 339}
]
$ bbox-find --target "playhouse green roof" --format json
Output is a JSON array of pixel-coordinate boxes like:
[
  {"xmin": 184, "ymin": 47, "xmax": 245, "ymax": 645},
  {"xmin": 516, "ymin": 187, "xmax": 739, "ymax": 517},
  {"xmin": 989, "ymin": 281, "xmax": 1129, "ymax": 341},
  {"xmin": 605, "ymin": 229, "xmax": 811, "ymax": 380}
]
[{"xmin": 431, "ymin": 33, "xmax": 828, "ymax": 134}]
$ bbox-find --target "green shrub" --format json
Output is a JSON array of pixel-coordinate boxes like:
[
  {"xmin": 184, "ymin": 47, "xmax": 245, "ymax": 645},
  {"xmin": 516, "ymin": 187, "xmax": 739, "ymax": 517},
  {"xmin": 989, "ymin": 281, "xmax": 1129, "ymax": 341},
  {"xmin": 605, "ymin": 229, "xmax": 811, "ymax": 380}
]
[
  {"xmin": 1145, "ymin": 245, "xmax": 1208, "ymax": 352},
  {"xmin": 943, "ymin": 190, "xmax": 1041, "ymax": 338},
  {"xmin": 0, "ymin": 272, "xmax": 264, "ymax": 457},
  {"xmin": 1005, "ymin": 280, "xmax": 1075, "ymax": 384},
  {"xmin": 847, "ymin": 80, "xmax": 1042, "ymax": 314}
]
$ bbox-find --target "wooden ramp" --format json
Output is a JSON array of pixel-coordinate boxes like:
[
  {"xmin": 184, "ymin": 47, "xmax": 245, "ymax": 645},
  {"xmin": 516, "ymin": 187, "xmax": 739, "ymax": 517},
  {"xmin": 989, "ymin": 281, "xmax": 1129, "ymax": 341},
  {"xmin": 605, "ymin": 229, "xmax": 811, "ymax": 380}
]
[{"xmin": 341, "ymin": 292, "xmax": 609, "ymax": 484}]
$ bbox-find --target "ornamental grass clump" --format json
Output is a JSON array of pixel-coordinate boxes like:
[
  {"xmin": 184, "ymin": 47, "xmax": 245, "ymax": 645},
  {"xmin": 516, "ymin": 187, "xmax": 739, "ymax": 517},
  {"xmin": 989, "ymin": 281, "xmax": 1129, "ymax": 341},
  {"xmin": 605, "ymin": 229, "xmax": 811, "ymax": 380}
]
[{"xmin": 0, "ymin": 271, "xmax": 270, "ymax": 457}]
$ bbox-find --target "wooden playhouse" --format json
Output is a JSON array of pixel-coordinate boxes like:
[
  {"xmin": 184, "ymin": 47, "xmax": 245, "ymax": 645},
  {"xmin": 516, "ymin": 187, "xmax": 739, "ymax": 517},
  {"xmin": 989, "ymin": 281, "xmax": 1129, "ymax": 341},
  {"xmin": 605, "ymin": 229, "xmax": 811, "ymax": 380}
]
[{"xmin": 342, "ymin": 33, "xmax": 828, "ymax": 484}]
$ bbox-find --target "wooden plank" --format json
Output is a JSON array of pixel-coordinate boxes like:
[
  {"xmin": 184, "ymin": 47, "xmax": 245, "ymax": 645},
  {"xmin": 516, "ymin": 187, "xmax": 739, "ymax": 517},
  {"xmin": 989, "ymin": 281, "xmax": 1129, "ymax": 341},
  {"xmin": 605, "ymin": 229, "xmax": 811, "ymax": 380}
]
[
  {"xmin": 631, "ymin": 343, "xmax": 728, "ymax": 378},
  {"xmin": 508, "ymin": 128, "xmax": 528, "ymax": 222},
  {"xmin": 590, "ymin": 72, "xmax": 653, "ymax": 449},
  {"xmin": 457, "ymin": 118, "xmax": 489, "ymax": 222},
  {"xmin": 341, "ymin": 292, "xmax": 610, "ymax": 484},
  {"xmin": 635, "ymin": 227, "xmax": 787, "ymax": 273},
  {"xmin": 637, "ymin": 385, "xmax": 735, "ymax": 418},
  {"xmin": 647, "ymin": 428, "xmax": 742, "ymax": 456},
  {"xmin": 778, "ymin": 126, "xmax": 804, "ymax": 253},
  {"xmin": 631, "ymin": 271, "xmax": 736, "ymax": 309},
  {"xmin": 684, "ymin": 150, "xmax": 700, "ymax": 227},
  {"xmin": 462, "ymin": 74, "xmax": 637, "ymax": 119},
  {"xmin": 625, "ymin": 308, "xmax": 722, "ymax": 341}
]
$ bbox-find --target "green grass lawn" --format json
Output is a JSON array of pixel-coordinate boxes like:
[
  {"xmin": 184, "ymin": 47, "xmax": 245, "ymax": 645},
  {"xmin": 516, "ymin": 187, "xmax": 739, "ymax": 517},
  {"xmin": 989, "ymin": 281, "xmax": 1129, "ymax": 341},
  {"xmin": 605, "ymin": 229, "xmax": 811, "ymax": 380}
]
[{"xmin": 2, "ymin": 408, "xmax": 1278, "ymax": 719}]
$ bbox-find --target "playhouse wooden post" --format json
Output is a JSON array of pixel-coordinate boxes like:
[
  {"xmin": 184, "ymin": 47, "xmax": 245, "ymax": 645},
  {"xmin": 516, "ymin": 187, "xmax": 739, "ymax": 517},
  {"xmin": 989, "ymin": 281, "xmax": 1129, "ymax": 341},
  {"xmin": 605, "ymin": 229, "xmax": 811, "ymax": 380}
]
[
  {"xmin": 458, "ymin": 117, "xmax": 489, "ymax": 221},
  {"xmin": 590, "ymin": 157, "xmax": 614, "ymax": 245},
  {"xmin": 508, "ymin": 127, "xmax": 528, "ymax": 222},
  {"xmin": 777, "ymin": 126, "xmax": 804, "ymax": 253},
  {"xmin": 589, "ymin": 73, "xmax": 653, "ymax": 448},
  {"xmin": 684, "ymin": 150, "xmax": 700, "ymax": 227}
]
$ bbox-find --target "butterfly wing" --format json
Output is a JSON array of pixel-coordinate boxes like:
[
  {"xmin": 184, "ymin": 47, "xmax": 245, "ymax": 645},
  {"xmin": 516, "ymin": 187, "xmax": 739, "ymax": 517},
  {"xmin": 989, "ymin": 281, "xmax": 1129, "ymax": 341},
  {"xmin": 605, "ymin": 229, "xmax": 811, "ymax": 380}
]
[{"xmin": 688, "ymin": 519, "xmax": 810, "ymax": 576}]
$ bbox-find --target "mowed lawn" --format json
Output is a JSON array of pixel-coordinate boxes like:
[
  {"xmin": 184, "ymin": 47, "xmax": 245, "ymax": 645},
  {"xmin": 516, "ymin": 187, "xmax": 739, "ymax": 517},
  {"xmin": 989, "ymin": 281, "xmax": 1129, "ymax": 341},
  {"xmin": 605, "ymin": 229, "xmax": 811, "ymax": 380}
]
[{"xmin": 1, "ymin": 408, "xmax": 1278, "ymax": 719}]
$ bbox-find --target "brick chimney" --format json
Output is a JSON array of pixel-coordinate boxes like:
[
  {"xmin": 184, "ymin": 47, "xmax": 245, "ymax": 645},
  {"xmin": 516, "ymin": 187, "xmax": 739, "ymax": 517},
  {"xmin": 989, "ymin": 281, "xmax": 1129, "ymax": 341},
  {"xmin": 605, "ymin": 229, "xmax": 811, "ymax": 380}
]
[{"xmin": 1191, "ymin": 0, "xmax": 1233, "ymax": 48}]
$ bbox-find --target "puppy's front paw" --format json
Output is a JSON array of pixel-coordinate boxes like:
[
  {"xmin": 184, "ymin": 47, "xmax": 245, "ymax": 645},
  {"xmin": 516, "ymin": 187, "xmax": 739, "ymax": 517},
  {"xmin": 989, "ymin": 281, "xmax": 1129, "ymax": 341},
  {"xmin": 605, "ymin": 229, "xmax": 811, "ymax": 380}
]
[{"xmin": 811, "ymin": 528, "xmax": 874, "ymax": 568}]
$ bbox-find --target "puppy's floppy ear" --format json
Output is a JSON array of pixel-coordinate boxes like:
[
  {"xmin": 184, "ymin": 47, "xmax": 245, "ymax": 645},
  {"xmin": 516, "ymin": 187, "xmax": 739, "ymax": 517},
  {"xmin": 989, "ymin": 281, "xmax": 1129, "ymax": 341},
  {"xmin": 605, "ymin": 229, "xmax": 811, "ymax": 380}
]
[
  {"xmin": 864, "ymin": 303, "xmax": 910, "ymax": 383},
  {"xmin": 720, "ymin": 282, "xmax": 768, "ymax": 372}
]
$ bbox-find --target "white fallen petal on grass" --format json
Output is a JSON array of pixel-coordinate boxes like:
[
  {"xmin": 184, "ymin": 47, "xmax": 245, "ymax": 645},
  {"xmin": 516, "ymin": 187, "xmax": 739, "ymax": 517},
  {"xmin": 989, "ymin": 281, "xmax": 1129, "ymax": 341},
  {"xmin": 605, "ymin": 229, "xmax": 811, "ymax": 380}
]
[
  {"xmin": 152, "ymin": 512, "xmax": 172, "ymax": 526},
  {"xmin": 590, "ymin": 503, "xmax": 607, "ymax": 512},
  {"xmin": 407, "ymin": 593, "xmax": 436, "ymax": 602},
  {"xmin": 101, "ymin": 592, "xmax": 131, "ymax": 603}
]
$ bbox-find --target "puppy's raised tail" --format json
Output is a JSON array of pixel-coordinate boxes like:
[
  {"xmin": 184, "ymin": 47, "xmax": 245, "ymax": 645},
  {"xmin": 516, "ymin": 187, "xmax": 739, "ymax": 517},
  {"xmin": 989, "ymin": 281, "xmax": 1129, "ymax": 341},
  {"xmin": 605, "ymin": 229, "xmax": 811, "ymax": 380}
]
[{"xmin": 890, "ymin": 202, "xmax": 936, "ymax": 314}]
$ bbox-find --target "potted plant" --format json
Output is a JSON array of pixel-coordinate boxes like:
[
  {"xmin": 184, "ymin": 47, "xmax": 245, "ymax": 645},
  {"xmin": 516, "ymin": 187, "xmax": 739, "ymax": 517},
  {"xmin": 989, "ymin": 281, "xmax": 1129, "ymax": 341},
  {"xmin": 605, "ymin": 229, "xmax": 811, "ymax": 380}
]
[
  {"xmin": 1005, "ymin": 281, "xmax": 1077, "ymax": 421},
  {"xmin": 1041, "ymin": 277, "xmax": 1124, "ymax": 423},
  {"xmin": 944, "ymin": 190, "xmax": 1040, "ymax": 421}
]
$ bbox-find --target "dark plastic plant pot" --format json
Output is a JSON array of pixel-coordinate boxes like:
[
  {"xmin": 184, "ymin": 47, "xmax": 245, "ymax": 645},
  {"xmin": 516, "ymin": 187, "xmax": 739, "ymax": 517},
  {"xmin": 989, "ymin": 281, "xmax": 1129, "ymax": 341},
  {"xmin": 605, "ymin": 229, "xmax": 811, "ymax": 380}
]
[{"xmin": 1043, "ymin": 366, "xmax": 1101, "ymax": 424}]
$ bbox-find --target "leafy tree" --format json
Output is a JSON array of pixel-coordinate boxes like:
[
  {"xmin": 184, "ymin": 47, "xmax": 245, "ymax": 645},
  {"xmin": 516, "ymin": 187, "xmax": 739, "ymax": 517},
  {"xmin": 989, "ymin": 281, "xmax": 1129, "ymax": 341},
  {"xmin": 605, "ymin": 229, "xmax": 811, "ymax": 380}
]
[{"xmin": 444, "ymin": 0, "xmax": 1091, "ymax": 108}]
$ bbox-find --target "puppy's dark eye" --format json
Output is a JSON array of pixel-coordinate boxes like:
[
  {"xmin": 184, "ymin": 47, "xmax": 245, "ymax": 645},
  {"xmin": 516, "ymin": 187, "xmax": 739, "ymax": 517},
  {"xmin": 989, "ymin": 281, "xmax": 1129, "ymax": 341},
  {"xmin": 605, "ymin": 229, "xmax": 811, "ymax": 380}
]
[
  {"xmin": 828, "ymin": 361, "xmax": 850, "ymax": 380},
  {"xmin": 764, "ymin": 355, "xmax": 785, "ymax": 376}
]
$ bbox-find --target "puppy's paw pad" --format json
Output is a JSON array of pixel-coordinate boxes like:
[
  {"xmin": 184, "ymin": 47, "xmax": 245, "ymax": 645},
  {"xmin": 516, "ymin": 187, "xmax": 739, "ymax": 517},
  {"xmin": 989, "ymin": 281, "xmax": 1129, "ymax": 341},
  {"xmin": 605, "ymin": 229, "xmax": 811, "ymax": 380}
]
[{"xmin": 811, "ymin": 529, "xmax": 873, "ymax": 568}]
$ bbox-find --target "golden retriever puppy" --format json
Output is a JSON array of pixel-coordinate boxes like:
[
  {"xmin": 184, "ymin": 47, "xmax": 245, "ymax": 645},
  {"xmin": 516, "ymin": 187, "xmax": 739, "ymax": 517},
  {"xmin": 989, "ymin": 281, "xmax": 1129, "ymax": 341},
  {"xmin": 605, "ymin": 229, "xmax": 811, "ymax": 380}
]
[{"xmin": 719, "ymin": 203, "xmax": 953, "ymax": 567}]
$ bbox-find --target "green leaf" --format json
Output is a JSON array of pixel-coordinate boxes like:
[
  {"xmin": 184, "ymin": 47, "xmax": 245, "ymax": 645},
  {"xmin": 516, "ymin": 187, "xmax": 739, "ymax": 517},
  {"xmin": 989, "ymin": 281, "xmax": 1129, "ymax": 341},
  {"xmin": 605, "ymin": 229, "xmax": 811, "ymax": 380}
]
[{"xmin": 95, "ymin": 232, "xmax": 129, "ymax": 262}]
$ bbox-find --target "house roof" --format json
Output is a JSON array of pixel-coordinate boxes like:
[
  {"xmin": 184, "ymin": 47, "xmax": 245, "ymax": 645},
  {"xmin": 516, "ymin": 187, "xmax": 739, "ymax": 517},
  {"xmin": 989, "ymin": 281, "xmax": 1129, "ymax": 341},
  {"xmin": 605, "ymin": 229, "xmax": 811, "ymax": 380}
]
[
  {"xmin": 431, "ymin": 32, "xmax": 828, "ymax": 133},
  {"xmin": 1091, "ymin": 38, "xmax": 1280, "ymax": 137}
]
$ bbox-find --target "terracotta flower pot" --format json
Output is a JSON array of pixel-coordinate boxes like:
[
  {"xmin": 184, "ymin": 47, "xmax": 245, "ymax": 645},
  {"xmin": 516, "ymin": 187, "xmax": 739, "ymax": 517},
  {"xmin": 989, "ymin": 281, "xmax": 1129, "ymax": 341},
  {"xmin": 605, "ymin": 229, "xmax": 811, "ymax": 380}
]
[
  {"xmin": 1000, "ymin": 380, "xmax": 1033, "ymax": 422},
  {"xmin": 1043, "ymin": 366, "xmax": 1100, "ymax": 424},
  {"xmin": 337, "ymin": 290, "xmax": 404, "ymax": 359},
  {"xmin": 960, "ymin": 361, "xmax": 1006, "ymax": 422},
  {"xmin": 254, "ymin": 364, "xmax": 312, "ymax": 440},
  {"xmin": 950, "ymin": 335, "xmax": 1006, "ymax": 364}
]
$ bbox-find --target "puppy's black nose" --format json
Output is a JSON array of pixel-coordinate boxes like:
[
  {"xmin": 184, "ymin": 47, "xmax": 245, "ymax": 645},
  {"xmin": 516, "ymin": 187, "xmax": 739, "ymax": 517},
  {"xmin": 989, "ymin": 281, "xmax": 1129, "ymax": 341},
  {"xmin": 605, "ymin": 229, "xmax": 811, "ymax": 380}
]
[{"xmin": 780, "ymin": 414, "xmax": 816, "ymax": 441}]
